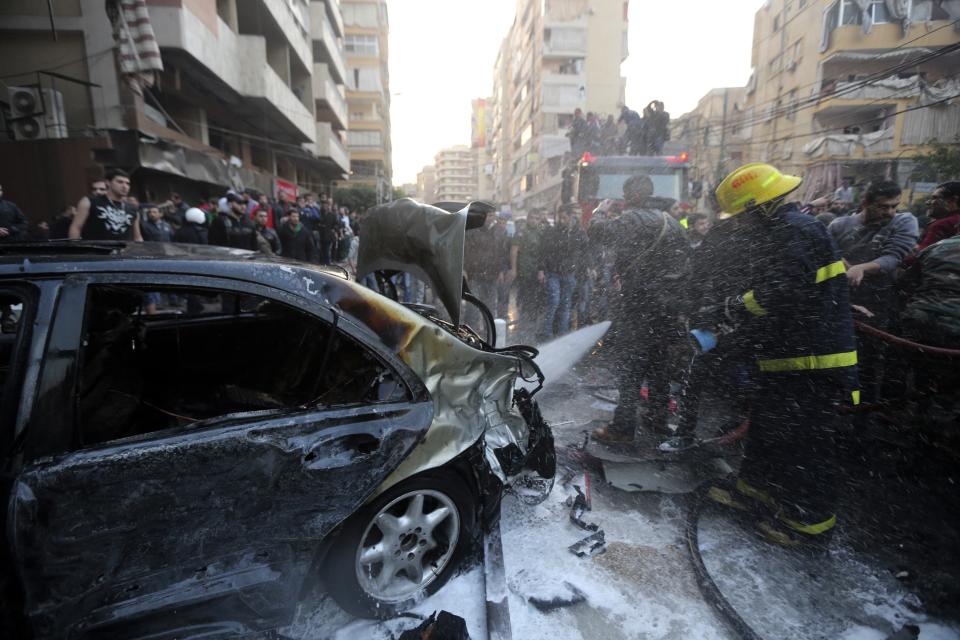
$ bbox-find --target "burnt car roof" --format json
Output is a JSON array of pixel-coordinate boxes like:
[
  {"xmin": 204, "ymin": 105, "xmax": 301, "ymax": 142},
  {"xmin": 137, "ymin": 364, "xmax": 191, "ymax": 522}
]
[
  {"xmin": 0, "ymin": 241, "xmax": 421, "ymax": 351},
  {"xmin": 0, "ymin": 241, "xmax": 346, "ymax": 279}
]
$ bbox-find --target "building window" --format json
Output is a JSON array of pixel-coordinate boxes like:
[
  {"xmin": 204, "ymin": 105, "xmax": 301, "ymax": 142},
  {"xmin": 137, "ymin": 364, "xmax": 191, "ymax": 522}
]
[
  {"xmin": 342, "ymin": 3, "xmax": 378, "ymax": 27},
  {"xmin": 345, "ymin": 34, "xmax": 379, "ymax": 56},
  {"xmin": 773, "ymin": 15, "xmax": 780, "ymax": 31},
  {"xmin": 348, "ymin": 66, "xmax": 382, "ymax": 92},
  {"xmin": 786, "ymin": 89, "xmax": 799, "ymax": 120},
  {"xmin": 348, "ymin": 130, "xmax": 383, "ymax": 148},
  {"xmin": 837, "ymin": 0, "xmax": 897, "ymax": 25}
]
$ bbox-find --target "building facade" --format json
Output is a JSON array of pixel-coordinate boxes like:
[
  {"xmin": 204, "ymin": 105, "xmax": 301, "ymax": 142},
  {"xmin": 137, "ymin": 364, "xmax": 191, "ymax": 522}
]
[
  {"xmin": 434, "ymin": 145, "xmax": 477, "ymax": 202},
  {"xmin": 340, "ymin": 0, "xmax": 392, "ymax": 201},
  {"xmin": 416, "ymin": 165, "xmax": 437, "ymax": 204},
  {"xmin": 0, "ymin": 0, "xmax": 350, "ymax": 219},
  {"xmin": 488, "ymin": 0, "xmax": 628, "ymax": 215},
  {"xmin": 471, "ymin": 98, "xmax": 496, "ymax": 202},
  {"xmin": 671, "ymin": 87, "xmax": 749, "ymax": 208},
  {"xmin": 742, "ymin": 0, "xmax": 960, "ymax": 200}
]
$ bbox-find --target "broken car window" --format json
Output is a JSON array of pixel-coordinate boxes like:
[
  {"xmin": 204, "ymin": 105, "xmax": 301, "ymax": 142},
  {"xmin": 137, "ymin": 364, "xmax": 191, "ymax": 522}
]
[
  {"xmin": 76, "ymin": 285, "xmax": 409, "ymax": 446},
  {"xmin": 0, "ymin": 291, "xmax": 29, "ymax": 430}
]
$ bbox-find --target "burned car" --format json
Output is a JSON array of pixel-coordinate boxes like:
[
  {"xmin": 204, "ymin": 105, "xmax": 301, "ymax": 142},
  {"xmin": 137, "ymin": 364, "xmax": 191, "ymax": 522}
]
[{"xmin": 0, "ymin": 200, "xmax": 554, "ymax": 638}]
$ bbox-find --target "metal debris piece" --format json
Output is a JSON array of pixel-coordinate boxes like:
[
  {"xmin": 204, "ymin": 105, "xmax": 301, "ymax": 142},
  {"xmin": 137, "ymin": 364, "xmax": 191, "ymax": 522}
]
[
  {"xmin": 568, "ymin": 530, "xmax": 606, "ymax": 557},
  {"xmin": 397, "ymin": 610, "xmax": 470, "ymax": 640},
  {"xmin": 569, "ymin": 485, "xmax": 599, "ymax": 532},
  {"xmin": 884, "ymin": 624, "xmax": 920, "ymax": 640},
  {"xmin": 527, "ymin": 581, "xmax": 588, "ymax": 612}
]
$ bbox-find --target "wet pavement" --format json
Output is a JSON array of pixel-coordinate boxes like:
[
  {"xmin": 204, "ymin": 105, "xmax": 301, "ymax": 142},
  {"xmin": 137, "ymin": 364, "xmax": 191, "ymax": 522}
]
[{"xmin": 283, "ymin": 361, "xmax": 960, "ymax": 640}]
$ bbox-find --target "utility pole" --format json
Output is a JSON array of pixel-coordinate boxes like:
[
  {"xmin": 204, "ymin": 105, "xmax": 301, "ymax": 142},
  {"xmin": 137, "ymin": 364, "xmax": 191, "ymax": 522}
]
[{"xmin": 716, "ymin": 88, "xmax": 729, "ymax": 182}]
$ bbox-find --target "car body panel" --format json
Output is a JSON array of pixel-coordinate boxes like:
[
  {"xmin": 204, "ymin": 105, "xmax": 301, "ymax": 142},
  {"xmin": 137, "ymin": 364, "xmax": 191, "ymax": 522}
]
[
  {"xmin": 355, "ymin": 199, "xmax": 493, "ymax": 326},
  {"xmin": 0, "ymin": 240, "xmax": 549, "ymax": 637},
  {"xmin": 12, "ymin": 402, "xmax": 433, "ymax": 638}
]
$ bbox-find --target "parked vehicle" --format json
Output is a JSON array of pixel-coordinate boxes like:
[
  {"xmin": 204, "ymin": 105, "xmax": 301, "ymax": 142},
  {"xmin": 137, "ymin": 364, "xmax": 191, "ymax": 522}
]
[{"xmin": 0, "ymin": 201, "xmax": 554, "ymax": 638}]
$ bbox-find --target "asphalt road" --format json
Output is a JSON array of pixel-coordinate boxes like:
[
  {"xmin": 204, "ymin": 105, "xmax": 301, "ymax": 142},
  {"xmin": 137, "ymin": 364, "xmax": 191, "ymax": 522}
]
[{"xmin": 283, "ymin": 364, "xmax": 960, "ymax": 640}]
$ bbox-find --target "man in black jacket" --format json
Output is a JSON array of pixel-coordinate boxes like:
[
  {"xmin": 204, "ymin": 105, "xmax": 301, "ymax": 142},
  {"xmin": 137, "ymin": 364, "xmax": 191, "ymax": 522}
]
[
  {"xmin": 173, "ymin": 208, "xmax": 209, "ymax": 245},
  {"xmin": 537, "ymin": 205, "xmax": 586, "ymax": 340},
  {"xmin": 318, "ymin": 204, "xmax": 341, "ymax": 264},
  {"xmin": 589, "ymin": 174, "xmax": 688, "ymax": 443},
  {"xmin": 209, "ymin": 193, "xmax": 257, "ymax": 250},
  {"xmin": 254, "ymin": 209, "xmax": 281, "ymax": 255},
  {"xmin": 0, "ymin": 184, "xmax": 27, "ymax": 242},
  {"xmin": 141, "ymin": 205, "xmax": 174, "ymax": 242},
  {"xmin": 279, "ymin": 210, "xmax": 317, "ymax": 262}
]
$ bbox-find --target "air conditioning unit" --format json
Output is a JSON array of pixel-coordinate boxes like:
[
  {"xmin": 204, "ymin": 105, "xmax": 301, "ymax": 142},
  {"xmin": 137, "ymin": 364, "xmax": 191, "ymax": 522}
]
[{"xmin": 7, "ymin": 87, "xmax": 67, "ymax": 141}]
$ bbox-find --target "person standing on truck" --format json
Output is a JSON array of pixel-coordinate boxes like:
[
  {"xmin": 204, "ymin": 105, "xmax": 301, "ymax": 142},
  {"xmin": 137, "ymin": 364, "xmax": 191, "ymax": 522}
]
[
  {"xmin": 617, "ymin": 105, "xmax": 644, "ymax": 156},
  {"xmin": 689, "ymin": 163, "xmax": 858, "ymax": 547},
  {"xmin": 589, "ymin": 174, "xmax": 688, "ymax": 444}
]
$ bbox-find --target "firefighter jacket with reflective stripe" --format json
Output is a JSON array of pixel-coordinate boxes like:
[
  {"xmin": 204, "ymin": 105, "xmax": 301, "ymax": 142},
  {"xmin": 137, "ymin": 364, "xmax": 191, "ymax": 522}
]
[{"xmin": 716, "ymin": 203, "xmax": 859, "ymax": 389}]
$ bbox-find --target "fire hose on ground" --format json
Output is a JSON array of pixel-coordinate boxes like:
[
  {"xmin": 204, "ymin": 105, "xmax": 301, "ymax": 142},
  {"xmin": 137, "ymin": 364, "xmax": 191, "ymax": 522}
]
[{"xmin": 685, "ymin": 322, "xmax": 959, "ymax": 640}]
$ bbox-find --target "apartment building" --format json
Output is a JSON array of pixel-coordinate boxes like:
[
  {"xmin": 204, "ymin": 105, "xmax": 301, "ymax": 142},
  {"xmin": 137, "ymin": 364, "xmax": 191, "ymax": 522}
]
[
  {"xmin": 671, "ymin": 87, "xmax": 749, "ymax": 206},
  {"xmin": 743, "ymin": 0, "xmax": 960, "ymax": 200},
  {"xmin": 0, "ymin": 0, "xmax": 350, "ymax": 219},
  {"xmin": 434, "ymin": 145, "xmax": 477, "ymax": 202},
  {"xmin": 340, "ymin": 0, "xmax": 392, "ymax": 200},
  {"xmin": 488, "ymin": 0, "xmax": 628, "ymax": 214},
  {"xmin": 416, "ymin": 165, "xmax": 437, "ymax": 204},
  {"xmin": 472, "ymin": 98, "xmax": 495, "ymax": 202}
]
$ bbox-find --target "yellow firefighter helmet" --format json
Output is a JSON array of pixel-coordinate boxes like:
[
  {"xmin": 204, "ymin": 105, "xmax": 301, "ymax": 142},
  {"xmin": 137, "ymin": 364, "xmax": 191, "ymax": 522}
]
[{"xmin": 715, "ymin": 163, "xmax": 802, "ymax": 217}]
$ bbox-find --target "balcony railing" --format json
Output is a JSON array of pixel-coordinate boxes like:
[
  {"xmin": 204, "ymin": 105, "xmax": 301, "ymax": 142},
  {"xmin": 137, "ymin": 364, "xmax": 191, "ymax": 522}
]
[
  {"xmin": 313, "ymin": 63, "xmax": 348, "ymax": 129},
  {"xmin": 315, "ymin": 121, "xmax": 349, "ymax": 171},
  {"xmin": 310, "ymin": 2, "xmax": 346, "ymax": 84}
]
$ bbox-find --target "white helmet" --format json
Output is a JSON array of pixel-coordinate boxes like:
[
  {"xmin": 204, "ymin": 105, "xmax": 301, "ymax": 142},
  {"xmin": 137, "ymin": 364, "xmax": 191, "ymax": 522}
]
[{"xmin": 185, "ymin": 207, "xmax": 206, "ymax": 224}]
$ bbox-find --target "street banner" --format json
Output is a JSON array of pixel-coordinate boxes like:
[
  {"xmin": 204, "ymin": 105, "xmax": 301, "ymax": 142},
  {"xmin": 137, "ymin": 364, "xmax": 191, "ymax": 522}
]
[{"xmin": 274, "ymin": 178, "xmax": 298, "ymax": 203}]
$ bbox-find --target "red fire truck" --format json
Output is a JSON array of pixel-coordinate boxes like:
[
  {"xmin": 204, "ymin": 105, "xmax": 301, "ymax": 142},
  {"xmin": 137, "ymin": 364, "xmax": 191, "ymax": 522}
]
[{"xmin": 569, "ymin": 150, "xmax": 691, "ymax": 225}]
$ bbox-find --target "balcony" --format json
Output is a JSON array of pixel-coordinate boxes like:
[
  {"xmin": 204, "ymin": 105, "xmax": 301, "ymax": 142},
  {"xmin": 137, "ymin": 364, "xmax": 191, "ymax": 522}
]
[
  {"xmin": 541, "ymin": 72, "xmax": 585, "ymax": 113},
  {"xmin": 313, "ymin": 63, "xmax": 348, "ymax": 129},
  {"xmin": 148, "ymin": 4, "xmax": 315, "ymax": 142},
  {"xmin": 315, "ymin": 121, "xmax": 350, "ymax": 172},
  {"xmin": 543, "ymin": 24, "xmax": 587, "ymax": 58},
  {"xmin": 310, "ymin": 2, "xmax": 346, "ymax": 84},
  {"xmin": 314, "ymin": 0, "xmax": 344, "ymax": 38},
  {"xmin": 823, "ymin": 19, "xmax": 959, "ymax": 56},
  {"xmin": 256, "ymin": 0, "xmax": 312, "ymax": 71},
  {"xmin": 539, "ymin": 134, "xmax": 570, "ymax": 160}
]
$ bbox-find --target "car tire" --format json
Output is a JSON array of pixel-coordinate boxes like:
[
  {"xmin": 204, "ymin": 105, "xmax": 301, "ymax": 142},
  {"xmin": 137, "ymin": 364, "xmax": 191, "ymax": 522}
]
[{"xmin": 323, "ymin": 470, "xmax": 476, "ymax": 619}]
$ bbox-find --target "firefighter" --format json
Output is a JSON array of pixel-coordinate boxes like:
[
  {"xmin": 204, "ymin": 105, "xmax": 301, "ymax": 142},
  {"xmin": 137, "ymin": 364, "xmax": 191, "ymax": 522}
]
[
  {"xmin": 689, "ymin": 163, "xmax": 859, "ymax": 547},
  {"xmin": 589, "ymin": 174, "xmax": 689, "ymax": 444}
]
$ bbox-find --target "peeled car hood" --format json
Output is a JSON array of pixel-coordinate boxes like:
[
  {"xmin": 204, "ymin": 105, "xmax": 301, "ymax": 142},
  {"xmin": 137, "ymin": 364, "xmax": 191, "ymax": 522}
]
[{"xmin": 356, "ymin": 198, "xmax": 492, "ymax": 325}]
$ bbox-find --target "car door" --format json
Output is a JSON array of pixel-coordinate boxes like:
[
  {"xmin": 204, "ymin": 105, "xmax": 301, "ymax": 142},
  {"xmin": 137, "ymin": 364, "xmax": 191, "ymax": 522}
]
[{"xmin": 8, "ymin": 276, "xmax": 433, "ymax": 639}]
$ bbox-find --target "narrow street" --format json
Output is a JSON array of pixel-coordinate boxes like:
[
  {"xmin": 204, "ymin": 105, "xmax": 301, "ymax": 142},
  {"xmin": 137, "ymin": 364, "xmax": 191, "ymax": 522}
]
[{"xmin": 284, "ymin": 359, "xmax": 960, "ymax": 640}]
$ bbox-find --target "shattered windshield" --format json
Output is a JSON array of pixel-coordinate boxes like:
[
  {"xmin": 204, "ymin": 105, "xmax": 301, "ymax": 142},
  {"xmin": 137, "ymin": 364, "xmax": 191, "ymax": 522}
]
[{"xmin": 1, "ymin": 0, "xmax": 959, "ymax": 638}]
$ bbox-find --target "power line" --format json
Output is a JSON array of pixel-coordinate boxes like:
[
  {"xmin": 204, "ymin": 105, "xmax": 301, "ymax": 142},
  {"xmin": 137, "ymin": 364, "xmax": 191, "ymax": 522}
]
[
  {"xmin": 0, "ymin": 46, "xmax": 115, "ymax": 80},
  {"xmin": 731, "ymin": 90, "xmax": 960, "ymax": 149},
  {"xmin": 674, "ymin": 21, "xmax": 960, "ymax": 140},
  {"xmin": 675, "ymin": 39, "xmax": 960, "ymax": 143}
]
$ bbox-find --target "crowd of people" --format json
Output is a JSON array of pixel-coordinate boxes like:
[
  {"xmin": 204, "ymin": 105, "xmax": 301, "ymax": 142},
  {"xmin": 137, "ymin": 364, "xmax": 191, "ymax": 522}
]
[
  {"xmin": 3, "ymin": 171, "xmax": 365, "ymax": 273},
  {"xmin": 566, "ymin": 101, "xmax": 672, "ymax": 160}
]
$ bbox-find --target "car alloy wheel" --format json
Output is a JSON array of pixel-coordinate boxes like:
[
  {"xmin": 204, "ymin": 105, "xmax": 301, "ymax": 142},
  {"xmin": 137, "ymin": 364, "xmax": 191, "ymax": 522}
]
[{"xmin": 354, "ymin": 489, "xmax": 461, "ymax": 603}]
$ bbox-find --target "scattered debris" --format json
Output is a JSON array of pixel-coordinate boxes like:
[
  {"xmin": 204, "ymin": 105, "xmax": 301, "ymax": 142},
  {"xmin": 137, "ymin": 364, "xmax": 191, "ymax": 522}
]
[
  {"xmin": 884, "ymin": 624, "xmax": 920, "ymax": 640},
  {"xmin": 568, "ymin": 485, "xmax": 599, "ymax": 532},
  {"xmin": 527, "ymin": 581, "xmax": 588, "ymax": 612},
  {"xmin": 589, "ymin": 399, "xmax": 618, "ymax": 418},
  {"xmin": 569, "ymin": 530, "xmax": 606, "ymax": 557},
  {"xmin": 895, "ymin": 570, "xmax": 911, "ymax": 581},
  {"xmin": 602, "ymin": 458, "xmax": 733, "ymax": 494},
  {"xmin": 397, "ymin": 610, "xmax": 470, "ymax": 640},
  {"xmin": 591, "ymin": 390, "xmax": 617, "ymax": 404}
]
